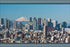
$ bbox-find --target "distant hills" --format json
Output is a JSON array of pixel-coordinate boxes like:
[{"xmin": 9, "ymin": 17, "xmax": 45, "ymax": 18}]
[
  {"xmin": 15, "ymin": 17, "xmax": 29, "ymax": 25},
  {"xmin": 16, "ymin": 17, "xmax": 28, "ymax": 21}
]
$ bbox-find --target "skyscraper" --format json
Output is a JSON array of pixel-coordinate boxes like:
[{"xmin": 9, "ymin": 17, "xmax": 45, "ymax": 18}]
[
  {"xmin": 47, "ymin": 18, "xmax": 51, "ymax": 22},
  {"xmin": 5, "ymin": 18, "xmax": 8, "ymax": 29},
  {"xmin": 62, "ymin": 21, "xmax": 67, "ymax": 28},
  {"xmin": 38, "ymin": 18, "xmax": 41, "ymax": 25},
  {"xmin": 41, "ymin": 19, "xmax": 44, "ymax": 30},
  {"xmin": 48, "ymin": 22, "xmax": 53, "ymax": 27},
  {"xmin": 43, "ymin": 19, "xmax": 48, "ymax": 26},
  {"xmin": 8, "ymin": 20, "xmax": 10, "ymax": 29},
  {"xmin": 55, "ymin": 24, "xmax": 61, "ymax": 31},
  {"xmin": 47, "ymin": 18, "xmax": 53, "ymax": 27},
  {"xmin": 62, "ymin": 28, "xmax": 65, "ymax": 34},
  {"xmin": 13, "ymin": 21, "xmax": 17, "ymax": 29},
  {"xmin": 38, "ymin": 18, "xmax": 42, "ymax": 30},
  {"xmin": 0, "ymin": 18, "xmax": 4, "ymax": 25},
  {"xmin": 5, "ymin": 18, "xmax": 11, "ymax": 29},
  {"xmin": 43, "ymin": 25, "xmax": 48, "ymax": 38},
  {"xmin": 41, "ymin": 19, "xmax": 43, "ymax": 25},
  {"xmin": 33, "ymin": 17, "xmax": 37, "ymax": 30},
  {"xmin": 52, "ymin": 20, "xmax": 58, "ymax": 28},
  {"xmin": 29, "ymin": 17, "xmax": 33, "ymax": 30},
  {"xmin": 18, "ymin": 22, "xmax": 22, "ymax": 29},
  {"xmin": 29, "ymin": 17, "xmax": 32, "ymax": 22},
  {"xmin": 9, "ymin": 21, "xmax": 13, "ymax": 28}
]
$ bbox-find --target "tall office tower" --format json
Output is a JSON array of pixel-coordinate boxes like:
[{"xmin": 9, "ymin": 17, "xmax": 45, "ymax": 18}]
[
  {"xmin": 43, "ymin": 19, "xmax": 48, "ymax": 26},
  {"xmin": 33, "ymin": 17, "xmax": 37, "ymax": 30},
  {"xmin": 56, "ymin": 24, "xmax": 61, "ymax": 31},
  {"xmin": 41, "ymin": 19, "xmax": 48, "ymax": 30},
  {"xmin": 29, "ymin": 17, "xmax": 32, "ymax": 22},
  {"xmin": 38, "ymin": 18, "xmax": 42, "ymax": 30},
  {"xmin": 38, "ymin": 18, "xmax": 41, "ymax": 25},
  {"xmin": 9, "ymin": 21, "xmax": 13, "ymax": 28},
  {"xmin": 43, "ymin": 25, "xmax": 48, "ymax": 38},
  {"xmin": 47, "ymin": 18, "xmax": 51, "ymax": 22},
  {"xmin": 18, "ymin": 22, "xmax": 22, "ymax": 29},
  {"xmin": 62, "ymin": 28, "xmax": 65, "ymax": 34},
  {"xmin": 54, "ymin": 21, "xmax": 58, "ymax": 29},
  {"xmin": 60, "ymin": 24, "xmax": 62, "ymax": 29},
  {"xmin": 29, "ymin": 17, "xmax": 33, "ymax": 30},
  {"xmin": 0, "ymin": 18, "xmax": 4, "ymax": 25},
  {"xmin": 62, "ymin": 21, "xmax": 67, "ymax": 28},
  {"xmin": 5, "ymin": 18, "xmax": 8, "ymax": 29},
  {"xmin": 9, "ymin": 21, "xmax": 13, "ymax": 30},
  {"xmin": 41, "ymin": 19, "xmax": 44, "ymax": 30},
  {"xmin": 47, "ymin": 18, "xmax": 53, "ymax": 27},
  {"xmin": 8, "ymin": 20, "xmax": 10, "ymax": 29},
  {"xmin": 52, "ymin": 20, "xmax": 58, "ymax": 28},
  {"xmin": 13, "ymin": 21, "xmax": 17, "ymax": 29}
]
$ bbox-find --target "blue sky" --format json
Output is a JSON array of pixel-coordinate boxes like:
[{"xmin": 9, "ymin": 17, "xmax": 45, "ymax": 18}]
[{"xmin": 0, "ymin": 4, "xmax": 70, "ymax": 23}]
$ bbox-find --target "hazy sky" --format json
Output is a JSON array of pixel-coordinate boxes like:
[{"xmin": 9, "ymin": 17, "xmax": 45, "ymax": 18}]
[{"xmin": 0, "ymin": 4, "xmax": 70, "ymax": 23}]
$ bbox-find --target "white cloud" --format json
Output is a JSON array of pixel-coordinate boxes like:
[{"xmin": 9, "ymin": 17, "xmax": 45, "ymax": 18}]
[{"xmin": 16, "ymin": 17, "xmax": 28, "ymax": 21}]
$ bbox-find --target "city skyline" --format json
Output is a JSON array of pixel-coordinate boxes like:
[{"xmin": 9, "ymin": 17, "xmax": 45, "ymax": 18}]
[
  {"xmin": 0, "ymin": 16, "xmax": 70, "ymax": 43},
  {"xmin": 0, "ymin": 4, "xmax": 70, "ymax": 23}
]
